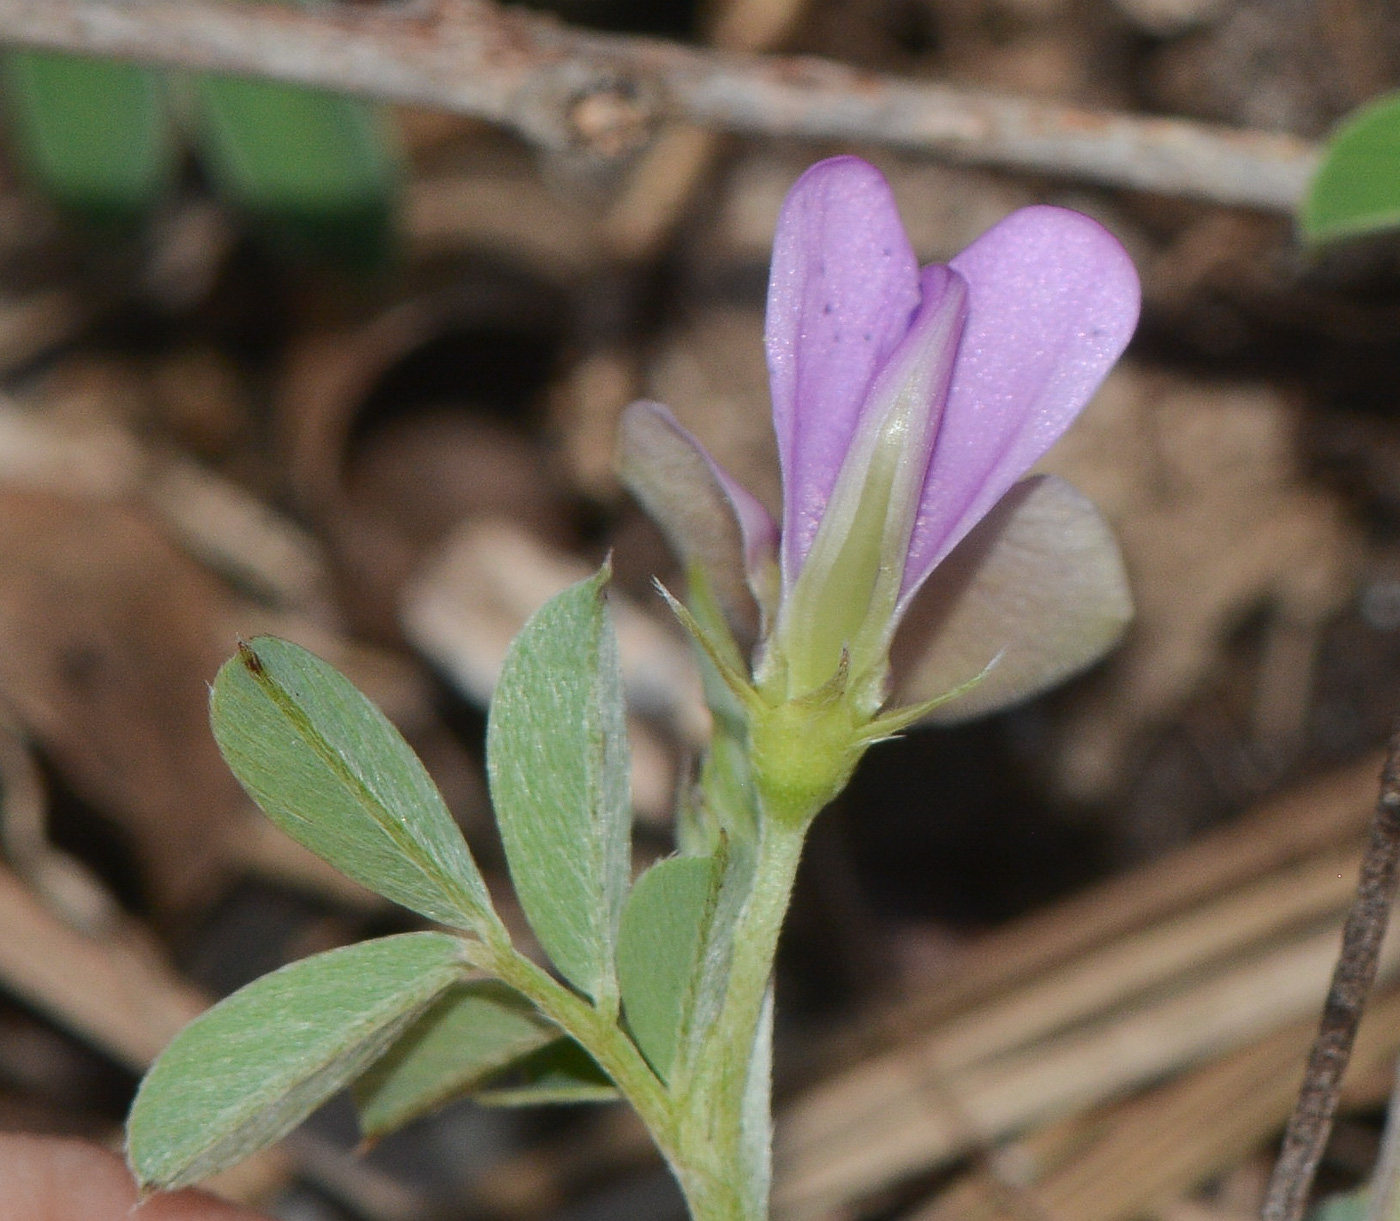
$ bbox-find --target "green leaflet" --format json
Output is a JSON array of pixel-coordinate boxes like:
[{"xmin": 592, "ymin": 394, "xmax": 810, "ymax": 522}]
[
  {"xmin": 190, "ymin": 73, "xmax": 399, "ymax": 268},
  {"xmin": 617, "ymin": 854, "xmax": 719, "ymax": 1080},
  {"xmin": 486, "ymin": 567, "xmax": 631, "ymax": 1008},
  {"xmin": 0, "ymin": 50, "xmax": 174, "ymax": 226},
  {"xmin": 128, "ymin": 933, "xmax": 467, "ymax": 1191},
  {"xmin": 210, "ymin": 636, "xmax": 495, "ymax": 933},
  {"xmin": 685, "ymin": 834, "xmax": 757, "ymax": 1064},
  {"xmin": 1303, "ymin": 92, "xmax": 1400, "ymax": 245},
  {"xmin": 354, "ymin": 982, "xmax": 557, "ymax": 1139},
  {"xmin": 473, "ymin": 1040, "xmax": 619, "ymax": 1107}
]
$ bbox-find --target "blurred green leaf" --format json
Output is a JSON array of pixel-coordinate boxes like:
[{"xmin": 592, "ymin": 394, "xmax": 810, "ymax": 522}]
[
  {"xmin": 128, "ymin": 933, "xmax": 467, "ymax": 1191},
  {"xmin": 354, "ymin": 982, "xmax": 557, "ymax": 1138},
  {"xmin": 473, "ymin": 1039, "xmax": 619, "ymax": 1107},
  {"xmin": 210, "ymin": 636, "xmax": 495, "ymax": 933},
  {"xmin": 0, "ymin": 50, "xmax": 174, "ymax": 226},
  {"xmin": 191, "ymin": 73, "xmax": 399, "ymax": 268},
  {"xmin": 617, "ymin": 854, "xmax": 718, "ymax": 1080},
  {"xmin": 1307, "ymin": 1189, "xmax": 1368, "ymax": 1221},
  {"xmin": 486, "ymin": 567, "xmax": 631, "ymax": 1006},
  {"xmin": 1303, "ymin": 91, "xmax": 1400, "ymax": 245}
]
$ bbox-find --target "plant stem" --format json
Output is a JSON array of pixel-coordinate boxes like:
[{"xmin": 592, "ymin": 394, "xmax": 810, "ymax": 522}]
[
  {"xmin": 477, "ymin": 937, "xmax": 677, "ymax": 1155},
  {"xmin": 1262, "ymin": 723, "xmax": 1400, "ymax": 1221},
  {"xmin": 707, "ymin": 817, "xmax": 805, "ymax": 1116},
  {"xmin": 483, "ymin": 935, "xmax": 767, "ymax": 1220},
  {"xmin": 677, "ymin": 812, "xmax": 809, "ymax": 1221},
  {"xmin": 675, "ymin": 1163, "xmax": 761, "ymax": 1221}
]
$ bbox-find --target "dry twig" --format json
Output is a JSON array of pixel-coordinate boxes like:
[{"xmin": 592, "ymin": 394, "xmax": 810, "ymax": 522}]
[
  {"xmin": 0, "ymin": 0, "xmax": 1317, "ymax": 212},
  {"xmin": 1262, "ymin": 727, "xmax": 1400, "ymax": 1221}
]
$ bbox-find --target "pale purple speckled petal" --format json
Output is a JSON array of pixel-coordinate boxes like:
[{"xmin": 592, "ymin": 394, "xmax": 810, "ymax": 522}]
[
  {"xmin": 765, "ymin": 156, "xmax": 921, "ymax": 592},
  {"xmin": 897, "ymin": 206, "xmax": 1140, "ymax": 609}
]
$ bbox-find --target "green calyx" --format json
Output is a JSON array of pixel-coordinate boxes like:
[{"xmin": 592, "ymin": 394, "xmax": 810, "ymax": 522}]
[
  {"xmin": 746, "ymin": 679, "xmax": 871, "ymax": 828},
  {"xmin": 658, "ymin": 581, "xmax": 876, "ymax": 828}
]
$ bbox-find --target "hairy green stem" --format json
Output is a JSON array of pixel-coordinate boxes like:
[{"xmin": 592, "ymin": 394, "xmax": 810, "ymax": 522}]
[
  {"xmin": 676, "ymin": 811, "xmax": 810, "ymax": 1220},
  {"xmin": 481, "ymin": 932, "xmax": 769, "ymax": 1220},
  {"xmin": 475, "ymin": 696, "xmax": 846, "ymax": 1220},
  {"xmin": 475, "ymin": 935, "xmax": 676, "ymax": 1152},
  {"xmin": 700, "ymin": 818, "xmax": 805, "ymax": 1114}
]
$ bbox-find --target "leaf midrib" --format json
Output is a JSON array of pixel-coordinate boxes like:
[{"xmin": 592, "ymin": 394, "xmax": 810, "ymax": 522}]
[{"xmin": 240, "ymin": 649, "xmax": 481, "ymax": 927}]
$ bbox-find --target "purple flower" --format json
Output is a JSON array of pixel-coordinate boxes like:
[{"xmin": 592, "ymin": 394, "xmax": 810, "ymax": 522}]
[{"xmin": 621, "ymin": 156, "xmax": 1139, "ymax": 721}]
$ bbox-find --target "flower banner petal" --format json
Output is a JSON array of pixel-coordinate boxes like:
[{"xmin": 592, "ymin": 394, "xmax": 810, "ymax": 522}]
[
  {"xmin": 899, "ymin": 205, "xmax": 1140, "ymax": 605},
  {"xmin": 765, "ymin": 156, "xmax": 921, "ymax": 589}
]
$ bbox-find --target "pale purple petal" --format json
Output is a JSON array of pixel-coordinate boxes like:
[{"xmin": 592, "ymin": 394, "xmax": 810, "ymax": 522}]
[
  {"xmin": 897, "ymin": 206, "xmax": 1140, "ymax": 609},
  {"xmin": 765, "ymin": 156, "xmax": 921, "ymax": 592},
  {"xmin": 617, "ymin": 400, "xmax": 779, "ymax": 644},
  {"xmin": 891, "ymin": 475, "xmax": 1132, "ymax": 721}
]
